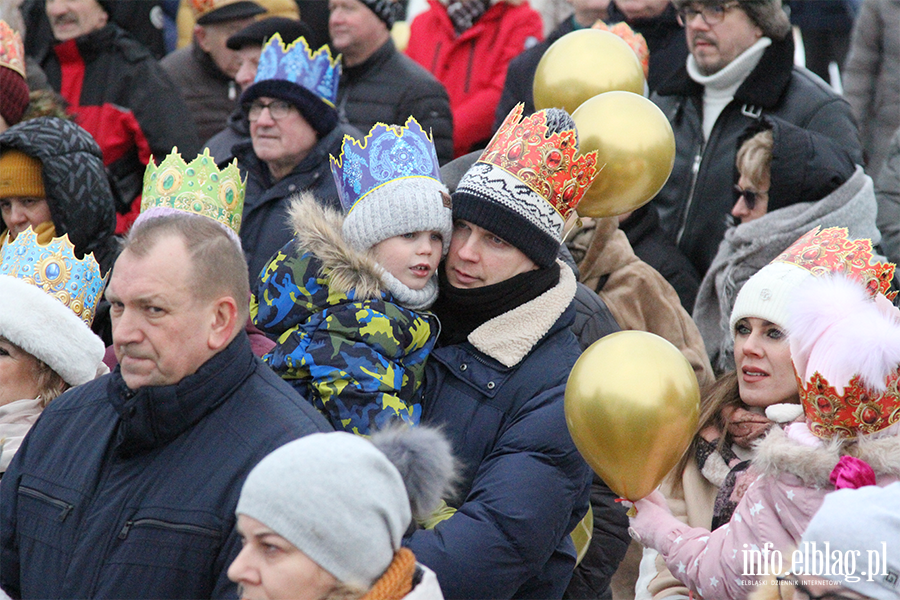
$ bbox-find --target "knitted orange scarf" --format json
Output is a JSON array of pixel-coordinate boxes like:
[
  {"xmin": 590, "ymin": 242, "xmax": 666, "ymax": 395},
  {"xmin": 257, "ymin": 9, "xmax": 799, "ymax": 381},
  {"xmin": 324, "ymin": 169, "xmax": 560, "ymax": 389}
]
[{"xmin": 360, "ymin": 548, "xmax": 417, "ymax": 600}]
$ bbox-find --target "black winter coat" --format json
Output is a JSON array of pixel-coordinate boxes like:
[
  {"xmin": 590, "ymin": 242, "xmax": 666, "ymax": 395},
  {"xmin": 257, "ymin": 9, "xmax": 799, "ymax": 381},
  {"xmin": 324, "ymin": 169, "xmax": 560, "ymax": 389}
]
[
  {"xmin": 336, "ymin": 39, "xmax": 454, "ymax": 165},
  {"xmin": 234, "ymin": 123, "xmax": 358, "ymax": 280},
  {"xmin": 606, "ymin": 1, "xmax": 689, "ymax": 93},
  {"xmin": 650, "ymin": 34, "xmax": 862, "ymax": 276},
  {"xmin": 0, "ymin": 333, "xmax": 332, "ymax": 599},
  {"xmin": 619, "ymin": 204, "xmax": 700, "ymax": 313},
  {"xmin": 0, "ymin": 117, "xmax": 118, "ymax": 274}
]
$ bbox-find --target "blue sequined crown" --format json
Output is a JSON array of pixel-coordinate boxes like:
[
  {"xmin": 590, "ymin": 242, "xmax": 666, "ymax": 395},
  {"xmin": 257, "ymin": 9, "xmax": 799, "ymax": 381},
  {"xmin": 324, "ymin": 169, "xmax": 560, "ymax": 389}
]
[
  {"xmin": 330, "ymin": 117, "xmax": 442, "ymax": 214},
  {"xmin": 0, "ymin": 228, "xmax": 106, "ymax": 326},
  {"xmin": 253, "ymin": 33, "xmax": 340, "ymax": 106}
]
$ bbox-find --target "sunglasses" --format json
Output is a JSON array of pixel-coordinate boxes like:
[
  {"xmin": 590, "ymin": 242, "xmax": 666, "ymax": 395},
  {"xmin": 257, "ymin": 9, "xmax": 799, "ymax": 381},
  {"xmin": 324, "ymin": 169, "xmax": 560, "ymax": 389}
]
[{"xmin": 733, "ymin": 185, "xmax": 766, "ymax": 211}]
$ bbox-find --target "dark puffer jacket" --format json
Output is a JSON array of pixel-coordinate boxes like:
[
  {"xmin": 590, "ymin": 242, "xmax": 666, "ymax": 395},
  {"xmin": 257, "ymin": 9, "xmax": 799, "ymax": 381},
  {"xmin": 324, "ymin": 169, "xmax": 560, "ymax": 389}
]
[
  {"xmin": 0, "ymin": 333, "xmax": 331, "ymax": 599},
  {"xmin": 407, "ymin": 264, "xmax": 593, "ymax": 600},
  {"xmin": 650, "ymin": 34, "xmax": 862, "ymax": 276},
  {"xmin": 337, "ymin": 39, "xmax": 454, "ymax": 165},
  {"xmin": 234, "ymin": 123, "xmax": 358, "ymax": 281},
  {"xmin": 0, "ymin": 117, "xmax": 118, "ymax": 274}
]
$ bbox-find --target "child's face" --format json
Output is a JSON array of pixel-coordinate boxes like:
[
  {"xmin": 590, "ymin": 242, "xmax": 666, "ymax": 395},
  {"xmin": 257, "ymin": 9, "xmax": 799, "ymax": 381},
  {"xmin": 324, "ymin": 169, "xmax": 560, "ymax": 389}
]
[{"xmin": 371, "ymin": 231, "xmax": 443, "ymax": 291}]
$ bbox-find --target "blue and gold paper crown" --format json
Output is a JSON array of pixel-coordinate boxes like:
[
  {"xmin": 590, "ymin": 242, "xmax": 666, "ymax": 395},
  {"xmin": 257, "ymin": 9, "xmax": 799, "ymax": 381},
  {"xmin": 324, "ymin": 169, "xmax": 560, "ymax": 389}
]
[
  {"xmin": 0, "ymin": 228, "xmax": 105, "ymax": 326},
  {"xmin": 253, "ymin": 33, "xmax": 340, "ymax": 106},
  {"xmin": 330, "ymin": 117, "xmax": 442, "ymax": 214},
  {"xmin": 142, "ymin": 148, "xmax": 245, "ymax": 235}
]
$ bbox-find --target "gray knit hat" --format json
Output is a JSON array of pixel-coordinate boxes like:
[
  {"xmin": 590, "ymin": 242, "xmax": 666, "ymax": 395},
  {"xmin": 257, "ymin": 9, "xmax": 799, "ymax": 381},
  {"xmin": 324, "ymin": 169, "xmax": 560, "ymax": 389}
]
[
  {"xmin": 332, "ymin": 119, "xmax": 453, "ymax": 256},
  {"xmin": 235, "ymin": 427, "xmax": 456, "ymax": 588},
  {"xmin": 342, "ymin": 176, "xmax": 453, "ymax": 256},
  {"xmin": 801, "ymin": 482, "xmax": 900, "ymax": 599},
  {"xmin": 671, "ymin": 0, "xmax": 791, "ymax": 40}
]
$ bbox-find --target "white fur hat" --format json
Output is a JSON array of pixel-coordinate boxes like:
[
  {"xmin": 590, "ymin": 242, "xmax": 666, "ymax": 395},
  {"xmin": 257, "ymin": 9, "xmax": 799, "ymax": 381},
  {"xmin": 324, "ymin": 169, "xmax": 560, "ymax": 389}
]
[{"xmin": 0, "ymin": 275, "xmax": 106, "ymax": 386}]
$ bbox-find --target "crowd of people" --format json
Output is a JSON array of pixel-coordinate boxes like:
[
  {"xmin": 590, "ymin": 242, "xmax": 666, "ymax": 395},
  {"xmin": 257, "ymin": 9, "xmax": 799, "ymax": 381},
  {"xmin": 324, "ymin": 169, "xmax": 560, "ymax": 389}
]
[{"xmin": 0, "ymin": 0, "xmax": 898, "ymax": 598}]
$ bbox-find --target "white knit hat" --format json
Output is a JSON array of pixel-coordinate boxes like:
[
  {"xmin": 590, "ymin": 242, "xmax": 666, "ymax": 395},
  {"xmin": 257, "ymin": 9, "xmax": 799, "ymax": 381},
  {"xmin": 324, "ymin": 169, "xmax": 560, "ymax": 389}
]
[{"xmin": 729, "ymin": 261, "xmax": 812, "ymax": 337}]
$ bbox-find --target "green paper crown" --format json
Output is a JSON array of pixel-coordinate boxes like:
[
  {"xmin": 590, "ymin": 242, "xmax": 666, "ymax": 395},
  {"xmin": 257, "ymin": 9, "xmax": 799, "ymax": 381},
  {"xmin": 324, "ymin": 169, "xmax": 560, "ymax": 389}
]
[{"xmin": 142, "ymin": 148, "xmax": 245, "ymax": 235}]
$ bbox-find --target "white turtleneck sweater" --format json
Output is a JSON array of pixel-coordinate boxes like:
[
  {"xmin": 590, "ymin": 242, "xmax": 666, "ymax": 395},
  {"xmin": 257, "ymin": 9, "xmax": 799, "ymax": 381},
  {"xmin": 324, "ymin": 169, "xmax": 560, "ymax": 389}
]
[{"xmin": 686, "ymin": 37, "xmax": 772, "ymax": 141}]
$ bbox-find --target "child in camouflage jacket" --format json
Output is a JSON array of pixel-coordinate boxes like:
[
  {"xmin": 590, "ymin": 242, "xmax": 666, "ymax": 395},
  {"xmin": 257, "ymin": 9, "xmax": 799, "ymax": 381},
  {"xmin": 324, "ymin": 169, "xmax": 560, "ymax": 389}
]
[{"xmin": 252, "ymin": 120, "xmax": 452, "ymax": 435}]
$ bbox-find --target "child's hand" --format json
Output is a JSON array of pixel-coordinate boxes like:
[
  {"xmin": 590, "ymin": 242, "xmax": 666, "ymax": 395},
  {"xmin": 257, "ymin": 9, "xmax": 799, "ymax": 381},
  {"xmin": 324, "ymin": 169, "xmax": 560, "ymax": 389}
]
[{"xmin": 626, "ymin": 490, "xmax": 677, "ymax": 550}]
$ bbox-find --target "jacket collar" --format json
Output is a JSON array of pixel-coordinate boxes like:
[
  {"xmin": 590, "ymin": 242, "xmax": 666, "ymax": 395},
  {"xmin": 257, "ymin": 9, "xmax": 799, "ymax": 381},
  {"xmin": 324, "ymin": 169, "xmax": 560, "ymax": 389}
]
[
  {"xmin": 107, "ymin": 332, "xmax": 257, "ymax": 457},
  {"xmin": 467, "ymin": 260, "xmax": 576, "ymax": 367},
  {"xmin": 193, "ymin": 39, "xmax": 232, "ymax": 82},
  {"xmin": 656, "ymin": 33, "xmax": 795, "ymax": 109},
  {"xmin": 342, "ymin": 38, "xmax": 395, "ymax": 80}
]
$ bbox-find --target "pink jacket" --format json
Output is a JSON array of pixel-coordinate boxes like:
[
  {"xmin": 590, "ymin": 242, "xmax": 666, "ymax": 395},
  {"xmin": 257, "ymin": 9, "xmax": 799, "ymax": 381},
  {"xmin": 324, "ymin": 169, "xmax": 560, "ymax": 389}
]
[
  {"xmin": 631, "ymin": 427, "xmax": 900, "ymax": 599},
  {"xmin": 405, "ymin": 0, "xmax": 543, "ymax": 157}
]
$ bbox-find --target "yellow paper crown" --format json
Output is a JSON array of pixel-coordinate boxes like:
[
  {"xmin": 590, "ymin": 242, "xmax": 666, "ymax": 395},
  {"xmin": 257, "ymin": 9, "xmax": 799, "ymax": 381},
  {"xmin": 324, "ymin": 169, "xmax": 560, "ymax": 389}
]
[{"xmin": 141, "ymin": 148, "xmax": 245, "ymax": 235}]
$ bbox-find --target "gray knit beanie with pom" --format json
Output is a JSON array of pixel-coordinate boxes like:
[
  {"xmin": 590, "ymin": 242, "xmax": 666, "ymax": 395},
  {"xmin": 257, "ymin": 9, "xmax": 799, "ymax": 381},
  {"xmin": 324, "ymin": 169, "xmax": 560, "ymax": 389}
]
[{"xmin": 235, "ymin": 427, "xmax": 456, "ymax": 588}]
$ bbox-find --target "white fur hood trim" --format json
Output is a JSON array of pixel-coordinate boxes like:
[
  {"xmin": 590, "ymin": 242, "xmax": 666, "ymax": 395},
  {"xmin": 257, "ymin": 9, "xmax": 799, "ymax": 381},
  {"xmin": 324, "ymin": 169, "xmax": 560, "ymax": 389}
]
[
  {"xmin": 467, "ymin": 260, "xmax": 577, "ymax": 367},
  {"xmin": 288, "ymin": 193, "xmax": 385, "ymax": 299},
  {"xmin": 0, "ymin": 277, "xmax": 106, "ymax": 386},
  {"xmin": 753, "ymin": 425, "xmax": 900, "ymax": 487}
]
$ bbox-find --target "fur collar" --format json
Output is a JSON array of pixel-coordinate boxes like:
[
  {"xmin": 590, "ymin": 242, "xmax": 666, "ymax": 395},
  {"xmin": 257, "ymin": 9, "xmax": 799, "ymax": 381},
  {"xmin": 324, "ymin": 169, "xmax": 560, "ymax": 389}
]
[
  {"xmin": 289, "ymin": 194, "xmax": 386, "ymax": 299},
  {"xmin": 288, "ymin": 194, "xmax": 438, "ymax": 308},
  {"xmin": 752, "ymin": 426, "xmax": 900, "ymax": 487},
  {"xmin": 467, "ymin": 260, "xmax": 577, "ymax": 367}
]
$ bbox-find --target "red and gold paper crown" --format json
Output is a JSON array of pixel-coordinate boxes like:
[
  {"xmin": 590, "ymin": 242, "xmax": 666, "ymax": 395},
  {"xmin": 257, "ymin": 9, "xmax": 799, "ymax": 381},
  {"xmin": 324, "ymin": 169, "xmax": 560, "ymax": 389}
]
[
  {"xmin": 802, "ymin": 371, "xmax": 900, "ymax": 439},
  {"xmin": 773, "ymin": 226, "xmax": 896, "ymax": 300},
  {"xmin": 0, "ymin": 21, "xmax": 25, "ymax": 78},
  {"xmin": 477, "ymin": 104, "xmax": 600, "ymax": 223}
]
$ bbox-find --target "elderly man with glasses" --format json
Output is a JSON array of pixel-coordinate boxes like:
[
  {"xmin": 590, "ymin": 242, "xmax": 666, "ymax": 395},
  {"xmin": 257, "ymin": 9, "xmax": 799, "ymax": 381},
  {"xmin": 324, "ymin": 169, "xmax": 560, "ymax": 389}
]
[
  {"xmin": 233, "ymin": 35, "xmax": 360, "ymax": 280},
  {"xmin": 646, "ymin": 0, "xmax": 862, "ymax": 281}
]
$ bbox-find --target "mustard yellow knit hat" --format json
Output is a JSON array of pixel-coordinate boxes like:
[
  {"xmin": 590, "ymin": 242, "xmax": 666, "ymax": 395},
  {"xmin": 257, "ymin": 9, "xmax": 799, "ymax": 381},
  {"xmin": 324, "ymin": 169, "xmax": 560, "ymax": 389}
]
[{"xmin": 0, "ymin": 149, "xmax": 44, "ymax": 199}]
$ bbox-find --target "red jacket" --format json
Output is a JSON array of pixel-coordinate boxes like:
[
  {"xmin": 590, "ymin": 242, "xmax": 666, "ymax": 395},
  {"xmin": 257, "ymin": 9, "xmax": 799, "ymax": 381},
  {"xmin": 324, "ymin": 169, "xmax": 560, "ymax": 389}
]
[{"xmin": 406, "ymin": 0, "xmax": 543, "ymax": 157}]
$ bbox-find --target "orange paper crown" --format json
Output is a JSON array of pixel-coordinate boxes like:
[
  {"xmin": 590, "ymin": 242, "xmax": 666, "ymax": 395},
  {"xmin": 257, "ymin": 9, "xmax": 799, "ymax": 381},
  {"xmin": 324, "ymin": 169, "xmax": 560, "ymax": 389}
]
[
  {"xmin": 477, "ymin": 104, "xmax": 600, "ymax": 222},
  {"xmin": 0, "ymin": 21, "xmax": 25, "ymax": 78},
  {"xmin": 773, "ymin": 226, "xmax": 896, "ymax": 300}
]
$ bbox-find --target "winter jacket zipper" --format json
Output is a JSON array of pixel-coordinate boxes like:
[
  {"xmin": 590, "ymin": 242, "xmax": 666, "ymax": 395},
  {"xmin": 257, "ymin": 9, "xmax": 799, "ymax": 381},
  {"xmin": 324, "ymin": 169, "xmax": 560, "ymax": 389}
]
[
  {"xmin": 118, "ymin": 518, "xmax": 220, "ymax": 540},
  {"xmin": 676, "ymin": 145, "xmax": 704, "ymax": 246},
  {"xmin": 19, "ymin": 487, "xmax": 74, "ymax": 522}
]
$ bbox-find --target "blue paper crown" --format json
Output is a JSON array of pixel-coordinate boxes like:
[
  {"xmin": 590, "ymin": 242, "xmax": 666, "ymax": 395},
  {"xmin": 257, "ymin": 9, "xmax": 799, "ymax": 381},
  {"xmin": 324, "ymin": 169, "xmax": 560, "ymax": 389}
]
[
  {"xmin": 253, "ymin": 33, "xmax": 340, "ymax": 106},
  {"xmin": 0, "ymin": 228, "xmax": 106, "ymax": 326},
  {"xmin": 330, "ymin": 117, "xmax": 442, "ymax": 214}
]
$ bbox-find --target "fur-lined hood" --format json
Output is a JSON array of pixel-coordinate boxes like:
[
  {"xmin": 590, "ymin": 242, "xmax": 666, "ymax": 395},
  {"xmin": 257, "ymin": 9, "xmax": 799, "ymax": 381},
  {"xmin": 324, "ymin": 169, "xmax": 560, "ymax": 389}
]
[
  {"xmin": 289, "ymin": 193, "xmax": 387, "ymax": 299},
  {"xmin": 753, "ymin": 425, "xmax": 900, "ymax": 487}
]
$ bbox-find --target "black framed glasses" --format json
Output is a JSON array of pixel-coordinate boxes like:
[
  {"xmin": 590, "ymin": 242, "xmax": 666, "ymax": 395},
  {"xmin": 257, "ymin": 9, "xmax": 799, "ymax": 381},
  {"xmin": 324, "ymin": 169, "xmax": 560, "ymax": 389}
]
[
  {"xmin": 244, "ymin": 99, "xmax": 294, "ymax": 122},
  {"xmin": 776, "ymin": 575, "xmax": 866, "ymax": 600},
  {"xmin": 733, "ymin": 184, "xmax": 766, "ymax": 210},
  {"xmin": 677, "ymin": 0, "xmax": 741, "ymax": 26}
]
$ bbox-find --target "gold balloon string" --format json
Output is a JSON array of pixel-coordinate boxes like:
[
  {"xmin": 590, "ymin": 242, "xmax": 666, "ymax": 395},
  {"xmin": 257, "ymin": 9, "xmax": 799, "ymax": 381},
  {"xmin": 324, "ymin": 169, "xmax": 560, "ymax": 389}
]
[{"xmin": 561, "ymin": 216, "xmax": 584, "ymax": 246}]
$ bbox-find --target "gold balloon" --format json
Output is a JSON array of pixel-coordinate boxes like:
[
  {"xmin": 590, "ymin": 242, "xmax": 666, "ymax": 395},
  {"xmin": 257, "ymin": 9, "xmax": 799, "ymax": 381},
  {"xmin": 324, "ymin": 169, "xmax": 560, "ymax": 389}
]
[
  {"xmin": 533, "ymin": 29, "xmax": 645, "ymax": 114},
  {"xmin": 572, "ymin": 91, "xmax": 675, "ymax": 218},
  {"xmin": 565, "ymin": 331, "xmax": 700, "ymax": 501}
]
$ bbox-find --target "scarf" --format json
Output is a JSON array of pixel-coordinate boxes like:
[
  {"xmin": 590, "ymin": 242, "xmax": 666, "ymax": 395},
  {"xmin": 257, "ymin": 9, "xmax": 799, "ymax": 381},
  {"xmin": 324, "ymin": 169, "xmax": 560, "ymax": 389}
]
[
  {"xmin": 446, "ymin": 0, "xmax": 490, "ymax": 34},
  {"xmin": 431, "ymin": 262, "xmax": 560, "ymax": 347},
  {"xmin": 361, "ymin": 548, "xmax": 417, "ymax": 600}
]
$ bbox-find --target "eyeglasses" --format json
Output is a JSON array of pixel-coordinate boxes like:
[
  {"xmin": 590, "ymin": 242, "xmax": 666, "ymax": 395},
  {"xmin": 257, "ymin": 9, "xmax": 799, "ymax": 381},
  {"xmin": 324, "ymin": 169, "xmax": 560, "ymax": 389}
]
[
  {"xmin": 244, "ymin": 99, "xmax": 295, "ymax": 122},
  {"xmin": 733, "ymin": 184, "xmax": 767, "ymax": 210},
  {"xmin": 776, "ymin": 575, "xmax": 866, "ymax": 600},
  {"xmin": 677, "ymin": 1, "xmax": 741, "ymax": 26}
]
